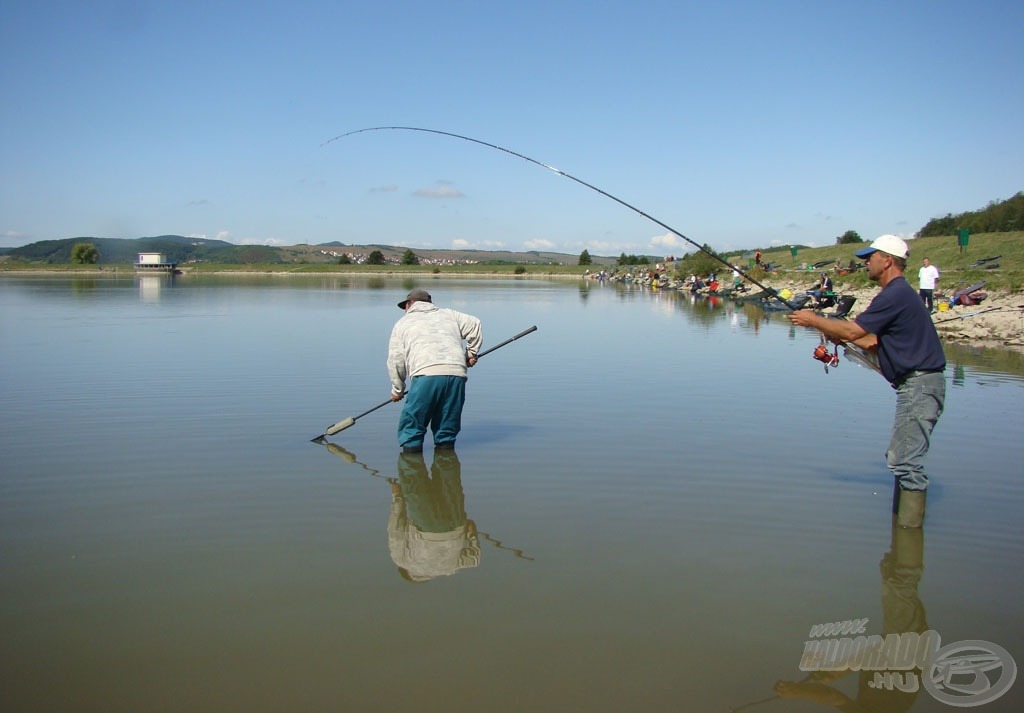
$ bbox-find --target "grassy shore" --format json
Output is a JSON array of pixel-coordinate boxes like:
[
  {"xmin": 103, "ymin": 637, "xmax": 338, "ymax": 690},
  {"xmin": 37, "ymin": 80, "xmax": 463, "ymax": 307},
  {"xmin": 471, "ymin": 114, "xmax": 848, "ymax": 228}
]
[{"xmin": 736, "ymin": 231, "xmax": 1022, "ymax": 294}]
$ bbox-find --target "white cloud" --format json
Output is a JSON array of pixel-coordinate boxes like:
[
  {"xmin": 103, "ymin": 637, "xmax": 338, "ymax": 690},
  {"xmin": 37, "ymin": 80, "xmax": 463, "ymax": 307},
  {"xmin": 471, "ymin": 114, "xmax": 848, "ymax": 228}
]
[
  {"xmin": 216, "ymin": 230, "xmax": 283, "ymax": 246},
  {"xmin": 577, "ymin": 240, "xmax": 643, "ymax": 255},
  {"xmin": 413, "ymin": 181, "xmax": 465, "ymax": 198},
  {"xmin": 648, "ymin": 232, "xmax": 688, "ymax": 250},
  {"xmin": 238, "ymin": 236, "xmax": 286, "ymax": 246},
  {"xmin": 370, "ymin": 185, "xmax": 398, "ymax": 193},
  {"xmin": 451, "ymin": 238, "xmax": 505, "ymax": 249},
  {"xmin": 524, "ymin": 238, "xmax": 555, "ymax": 251}
]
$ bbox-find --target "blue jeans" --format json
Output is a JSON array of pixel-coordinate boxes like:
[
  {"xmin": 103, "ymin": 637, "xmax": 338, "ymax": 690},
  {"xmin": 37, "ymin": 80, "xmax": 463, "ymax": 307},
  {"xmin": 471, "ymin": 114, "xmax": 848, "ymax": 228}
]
[
  {"xmin": 397, "ymin": 375, "xmax": 467, "ymax": 448},
  {"xmin": 886, "ymin": 372, "xmax": 945, "ymax": 491}
]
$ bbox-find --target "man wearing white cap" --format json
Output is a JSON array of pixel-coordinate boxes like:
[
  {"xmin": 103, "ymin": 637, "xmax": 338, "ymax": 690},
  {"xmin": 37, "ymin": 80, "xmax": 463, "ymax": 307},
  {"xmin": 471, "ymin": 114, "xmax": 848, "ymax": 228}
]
[{"xmin": 787, "ymin": 235, "xmax": 945, "ymax": 527}]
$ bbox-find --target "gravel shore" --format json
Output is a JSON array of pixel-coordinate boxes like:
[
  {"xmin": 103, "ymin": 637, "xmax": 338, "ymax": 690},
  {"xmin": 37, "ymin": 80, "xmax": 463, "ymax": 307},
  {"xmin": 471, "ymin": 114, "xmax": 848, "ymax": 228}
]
[{"xmin": 764, "ymin": 279, "xmax": 1024, "ymax": 351}]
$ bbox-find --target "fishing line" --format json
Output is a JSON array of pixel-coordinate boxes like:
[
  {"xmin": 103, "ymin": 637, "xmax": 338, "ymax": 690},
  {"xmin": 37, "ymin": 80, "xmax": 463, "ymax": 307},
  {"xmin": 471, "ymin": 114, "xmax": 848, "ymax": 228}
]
[
  {"xmin": 323, "ymin": 126, "xmax": 881, "ymax": 373},
  {"xmin": 322, "ymin": 126, "xmax": 794, "ymax": 309}
]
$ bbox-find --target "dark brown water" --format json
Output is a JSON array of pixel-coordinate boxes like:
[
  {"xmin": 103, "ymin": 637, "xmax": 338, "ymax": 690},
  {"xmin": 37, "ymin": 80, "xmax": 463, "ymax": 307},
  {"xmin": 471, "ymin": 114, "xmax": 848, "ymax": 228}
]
[{"xmin": 2, "ymin": 274, "xmax": 1021, "ymax": 712}]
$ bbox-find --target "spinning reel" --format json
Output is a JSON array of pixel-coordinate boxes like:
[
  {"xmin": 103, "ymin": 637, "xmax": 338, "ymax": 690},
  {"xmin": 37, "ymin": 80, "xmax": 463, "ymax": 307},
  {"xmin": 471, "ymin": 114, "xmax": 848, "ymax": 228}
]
[{"xmin": 812, "ymin": 339, "xmax": 840, "ymax": 373}]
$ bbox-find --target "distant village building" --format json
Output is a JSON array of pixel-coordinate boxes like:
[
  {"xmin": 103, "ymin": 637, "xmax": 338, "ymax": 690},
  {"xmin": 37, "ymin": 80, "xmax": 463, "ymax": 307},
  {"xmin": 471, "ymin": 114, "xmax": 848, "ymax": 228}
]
[{"xmin": 134, "ymin": 252, "xmax": 177, "ymax": 272}]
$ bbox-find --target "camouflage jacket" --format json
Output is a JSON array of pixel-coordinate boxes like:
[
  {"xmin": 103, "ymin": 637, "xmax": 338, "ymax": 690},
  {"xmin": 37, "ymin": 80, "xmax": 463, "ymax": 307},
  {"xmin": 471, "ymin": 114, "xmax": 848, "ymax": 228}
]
[{"xmin": 387, "ymin": 302, "xmax": 483, "ymax": 395}]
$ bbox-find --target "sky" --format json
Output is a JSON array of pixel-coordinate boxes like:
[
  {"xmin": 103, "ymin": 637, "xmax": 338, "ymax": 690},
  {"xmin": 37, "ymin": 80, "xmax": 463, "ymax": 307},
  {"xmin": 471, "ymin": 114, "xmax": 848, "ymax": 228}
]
[{"xmin": 1, "ymin": 1, "xmax": 1022, "ymax": 257}]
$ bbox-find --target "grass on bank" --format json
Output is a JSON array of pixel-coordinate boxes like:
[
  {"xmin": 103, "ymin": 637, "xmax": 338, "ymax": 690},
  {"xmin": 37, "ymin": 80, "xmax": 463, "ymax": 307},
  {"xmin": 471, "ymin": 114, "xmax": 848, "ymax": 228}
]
[{"xmin": 749, "ymin": 231, "xmax": 1022, "ymax": 295}]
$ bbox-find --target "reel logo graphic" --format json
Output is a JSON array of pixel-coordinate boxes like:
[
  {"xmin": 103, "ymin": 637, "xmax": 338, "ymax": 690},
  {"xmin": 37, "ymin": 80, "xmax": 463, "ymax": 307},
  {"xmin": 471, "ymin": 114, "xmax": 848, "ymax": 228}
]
[{"xmin": 923, "ymin": 640, "xmax": 1017, "ymax": 708}]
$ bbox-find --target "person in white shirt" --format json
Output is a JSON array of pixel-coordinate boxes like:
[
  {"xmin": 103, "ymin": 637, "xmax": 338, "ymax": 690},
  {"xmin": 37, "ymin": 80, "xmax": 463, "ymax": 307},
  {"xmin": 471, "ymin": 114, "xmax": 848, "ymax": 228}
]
[{"xmin": 918, "ymin": 258, "xmax": 940, "ymax": 312}]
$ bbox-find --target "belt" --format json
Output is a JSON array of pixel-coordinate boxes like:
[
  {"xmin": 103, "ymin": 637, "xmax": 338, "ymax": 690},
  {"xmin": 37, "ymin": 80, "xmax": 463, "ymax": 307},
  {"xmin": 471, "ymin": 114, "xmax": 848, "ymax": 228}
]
[{"xmin": 892, "ymin": 369, "xmax": 942, "ymax": 389}]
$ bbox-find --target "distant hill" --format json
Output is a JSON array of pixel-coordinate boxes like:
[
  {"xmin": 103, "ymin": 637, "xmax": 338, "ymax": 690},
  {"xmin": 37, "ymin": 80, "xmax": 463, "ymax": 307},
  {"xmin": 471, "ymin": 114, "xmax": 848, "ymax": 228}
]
[
  {"xmin": 304, "ymin": 242, "xmax": 623, "ymax": 266},
  {"xmin": 3, "ymin": 235, "xmax": 624, "ymax": 266},
  {"xmin": 4, "ymin": 235, "xmax": 234, "ymax": 264}
]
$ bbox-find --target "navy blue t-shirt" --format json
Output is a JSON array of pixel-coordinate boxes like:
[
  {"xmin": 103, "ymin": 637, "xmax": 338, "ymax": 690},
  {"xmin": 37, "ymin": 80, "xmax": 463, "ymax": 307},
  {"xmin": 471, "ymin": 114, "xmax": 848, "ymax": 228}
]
[{"xmin": 855, "ymin": 276, "xmax": 946, "ymax": 385}]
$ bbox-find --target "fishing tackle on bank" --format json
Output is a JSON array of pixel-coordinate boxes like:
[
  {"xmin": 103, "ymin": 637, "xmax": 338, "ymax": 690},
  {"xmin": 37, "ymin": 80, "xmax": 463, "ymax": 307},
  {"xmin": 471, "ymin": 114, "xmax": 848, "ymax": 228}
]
[
  {"xmin": 322, "ymin": 126, "xmax": 796, "ymax": 310},
  {"xmin": 932, "ymin": 305, "xmax": 1004, "ymax": 324}
]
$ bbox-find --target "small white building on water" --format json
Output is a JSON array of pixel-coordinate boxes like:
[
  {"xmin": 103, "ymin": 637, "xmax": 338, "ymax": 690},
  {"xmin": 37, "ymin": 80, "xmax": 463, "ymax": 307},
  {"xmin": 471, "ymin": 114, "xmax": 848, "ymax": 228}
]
[{"xmin": 134, "ymin": 252, "xmax": 177, "ymax": 272}]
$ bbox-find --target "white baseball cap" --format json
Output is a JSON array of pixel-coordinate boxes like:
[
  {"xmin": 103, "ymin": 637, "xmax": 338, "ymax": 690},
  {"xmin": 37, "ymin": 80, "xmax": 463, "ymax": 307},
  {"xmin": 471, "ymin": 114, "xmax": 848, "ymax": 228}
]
[{"xmin": 855, "ymin": 234, "xmax": 909, "ymax": 260}]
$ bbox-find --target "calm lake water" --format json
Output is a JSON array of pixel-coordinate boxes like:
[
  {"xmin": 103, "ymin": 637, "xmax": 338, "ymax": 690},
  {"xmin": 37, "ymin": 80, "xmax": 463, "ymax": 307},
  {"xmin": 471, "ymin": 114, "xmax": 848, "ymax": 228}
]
[{"xmin": 2, "ymin": 273, "xmax": 1022, "ymax": 712}]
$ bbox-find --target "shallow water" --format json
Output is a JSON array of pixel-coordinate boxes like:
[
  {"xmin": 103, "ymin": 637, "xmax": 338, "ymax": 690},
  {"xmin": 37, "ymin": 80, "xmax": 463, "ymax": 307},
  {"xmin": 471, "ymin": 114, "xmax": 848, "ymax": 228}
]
[{"xmin": 2, "ymin": 274, "xmax": 1022, "ymax": 712}]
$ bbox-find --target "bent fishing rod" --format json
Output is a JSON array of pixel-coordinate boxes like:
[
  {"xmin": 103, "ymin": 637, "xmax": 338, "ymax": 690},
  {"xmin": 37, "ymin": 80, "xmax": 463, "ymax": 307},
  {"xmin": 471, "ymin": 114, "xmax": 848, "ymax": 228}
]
[
  {"xmin": 322, "ymin": 126, "xmax": 796, "ymax": 310},
  {"xmin": 933, "ymin": 305, "xmax": 1009, "ymax": 324},
  {"xmin": 323, "ymin": 127, "xmax": 878, "ymax": 373},
  {"xmin": 311, "ymin": 325, "xmax": 537, "ymax": 442}
]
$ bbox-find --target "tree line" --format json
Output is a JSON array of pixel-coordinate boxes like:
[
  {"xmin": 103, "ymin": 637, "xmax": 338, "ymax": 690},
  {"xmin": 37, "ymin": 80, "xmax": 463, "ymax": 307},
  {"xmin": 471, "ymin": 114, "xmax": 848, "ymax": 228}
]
[{"xmin": 918, "ymin": 191, "xmax": 1023, "ymax": 237}]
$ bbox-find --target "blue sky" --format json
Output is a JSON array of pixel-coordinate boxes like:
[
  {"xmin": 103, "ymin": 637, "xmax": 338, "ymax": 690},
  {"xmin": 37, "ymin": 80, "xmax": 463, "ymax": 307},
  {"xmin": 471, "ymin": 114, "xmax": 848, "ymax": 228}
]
[{"xmin": 2, "ymin": 1, "xmax": 1021, "ymax": 257}]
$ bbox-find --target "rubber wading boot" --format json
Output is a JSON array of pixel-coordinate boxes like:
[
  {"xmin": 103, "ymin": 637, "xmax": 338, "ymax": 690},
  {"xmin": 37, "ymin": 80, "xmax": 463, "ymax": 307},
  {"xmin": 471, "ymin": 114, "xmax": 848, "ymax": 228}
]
[
  {"xmin": 896, "ymin": 490, "xmax": 926, "ymax": 528},
  {"xmin": 892, "ymin": 524, "xmax": 924, "ymax": 568}
]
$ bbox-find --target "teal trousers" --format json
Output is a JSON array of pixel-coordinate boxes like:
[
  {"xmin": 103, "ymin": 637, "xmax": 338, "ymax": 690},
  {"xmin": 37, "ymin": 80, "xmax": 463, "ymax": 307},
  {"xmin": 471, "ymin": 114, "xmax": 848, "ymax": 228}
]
[{"xmin": 398, "ymin": 375, "xmax": 467, "ymax": 448}]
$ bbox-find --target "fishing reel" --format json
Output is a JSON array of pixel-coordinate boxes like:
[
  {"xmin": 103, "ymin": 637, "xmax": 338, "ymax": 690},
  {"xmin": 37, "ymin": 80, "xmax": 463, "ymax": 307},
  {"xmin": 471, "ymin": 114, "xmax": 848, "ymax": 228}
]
[{"xmin": 812, "ymin": 341, "xmax": 840, "ymax": 373}]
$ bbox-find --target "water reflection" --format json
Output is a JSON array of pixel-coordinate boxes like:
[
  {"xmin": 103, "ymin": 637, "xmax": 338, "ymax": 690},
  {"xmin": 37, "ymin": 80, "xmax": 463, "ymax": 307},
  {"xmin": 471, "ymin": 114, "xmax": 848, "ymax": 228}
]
[
  {"xmin": 390, "ymin": 450, "xmax": 480, "ymax": 582},
  {"xmin": 943, "ymin": 341, "xmax": 1024, "ymax": 384},
  {"xmin": 2, "ymin": 275, "xmax": 1020, "ymax": 710},
  {"xmin": 767, "ymin": 524, "xmax": 927, "ymax": 711},
  {"xmin": 319, "ymin": 443, "xmax": 534, "ymax": 581},
  {"xmin": 70, "ymin": 277, "xmax": 102, "ymax": 293},
  {"xmin": 137, "ymin": 273, "xmax": 175, "ymax": 302},
  {"xmin": 619, "ymin": 280, "xmax": 1024, "ymax": 377}
]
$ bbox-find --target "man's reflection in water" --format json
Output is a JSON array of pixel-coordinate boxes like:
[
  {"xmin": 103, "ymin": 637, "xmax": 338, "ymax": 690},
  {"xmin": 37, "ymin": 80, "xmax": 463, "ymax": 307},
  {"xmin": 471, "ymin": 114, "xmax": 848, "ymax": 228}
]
[
  {"xmin": 389, "ymin": 450, "xmax": 480, "ymax": 582},
  {"xmin": 773, "ymin": 524, "xmax": 927, "ymax": 712}
]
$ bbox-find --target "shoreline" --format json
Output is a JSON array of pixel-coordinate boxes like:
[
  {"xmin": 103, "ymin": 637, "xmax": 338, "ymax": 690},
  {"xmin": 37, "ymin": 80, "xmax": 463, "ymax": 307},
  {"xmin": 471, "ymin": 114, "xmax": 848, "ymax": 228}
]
[
  {"xmin": 757, "ymin": 278, "xmax": 1024, "ymax": 352},
  {"xmin": 0, "ymin": 267, "xmax": 588, "ymax": 280},
  {"xmin": 4, "ymin": 267, "xmax": 1021, "ymax": 349}
]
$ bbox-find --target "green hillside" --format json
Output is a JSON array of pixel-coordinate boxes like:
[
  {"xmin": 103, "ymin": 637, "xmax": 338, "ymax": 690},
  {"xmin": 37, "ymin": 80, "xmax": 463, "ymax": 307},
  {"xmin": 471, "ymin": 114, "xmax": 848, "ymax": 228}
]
[
  {"xmin": 1, "ymin": 236, "xmax": 617, "ymax": 267},
  {"xmin": 728, "ymin": 231, "xmax": 1023, "ymax": 293},
  {"xmin": 3, "ymin": 236, "xmax": 235, "ymax": 264}
]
